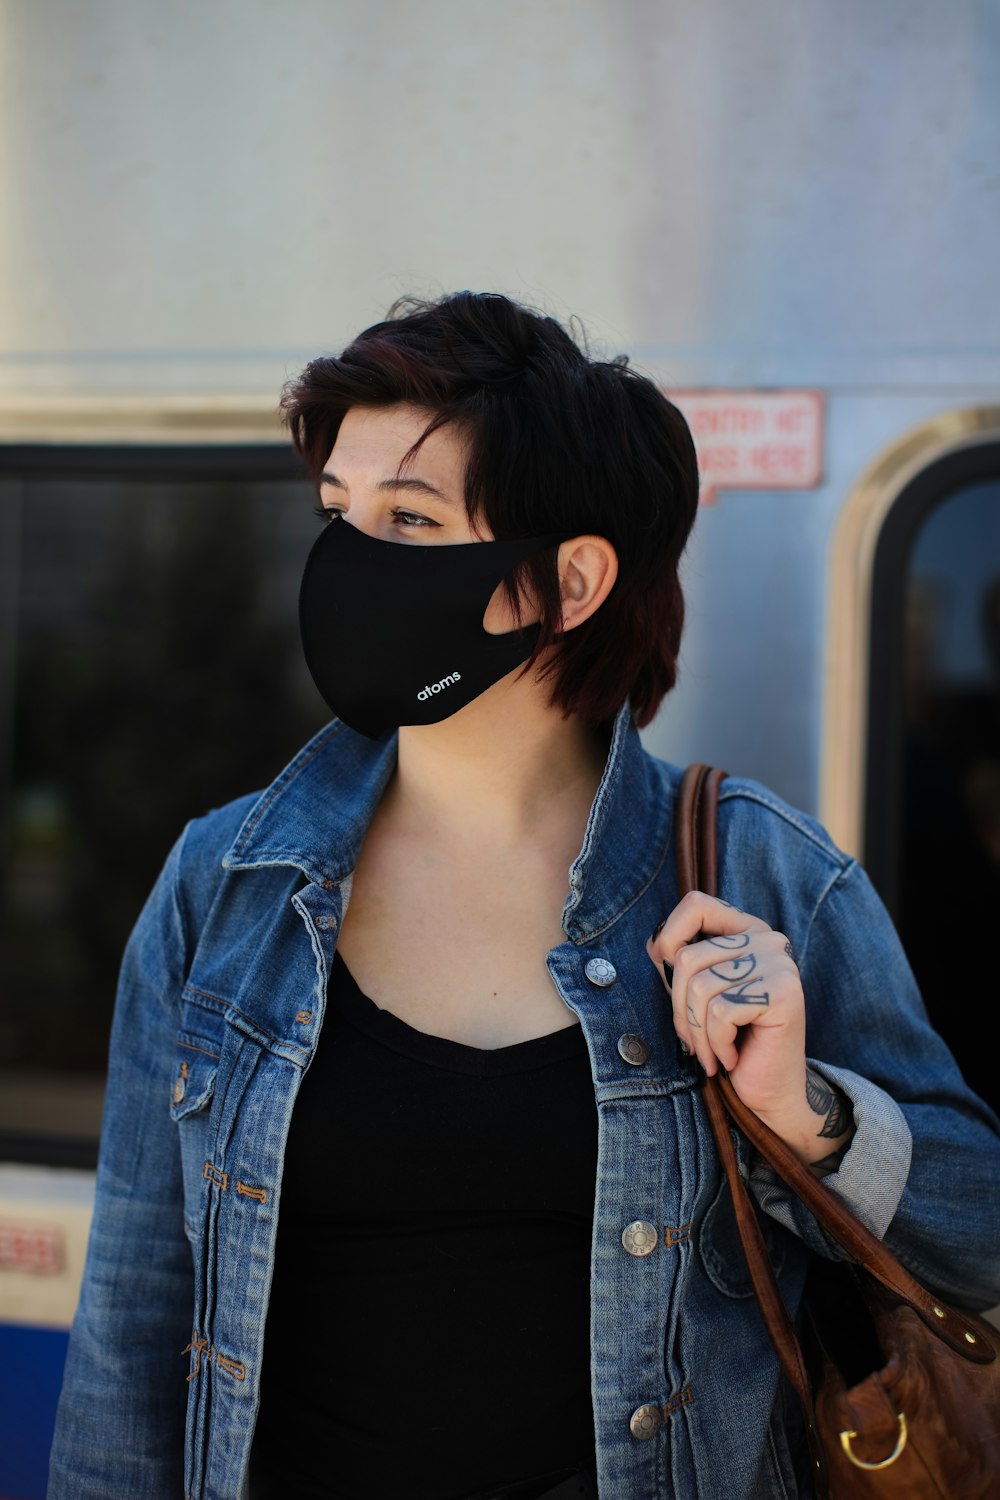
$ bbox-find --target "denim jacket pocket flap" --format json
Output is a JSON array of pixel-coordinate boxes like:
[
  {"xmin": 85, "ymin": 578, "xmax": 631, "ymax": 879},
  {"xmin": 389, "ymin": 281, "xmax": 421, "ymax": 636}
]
[
  {"xmin": 169, "ymin": 1044, "xmax": 219, "ymax": 1121},
  {"xmin": 699, "ymin": 1169, "xmax": 786, "ymax": 1298}
]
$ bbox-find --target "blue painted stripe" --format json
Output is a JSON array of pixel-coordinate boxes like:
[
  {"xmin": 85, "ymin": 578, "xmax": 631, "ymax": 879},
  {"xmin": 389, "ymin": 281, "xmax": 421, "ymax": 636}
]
[{"xmin": 0, "ymin": 1323, "xmax": 69, "ymax": 1500}]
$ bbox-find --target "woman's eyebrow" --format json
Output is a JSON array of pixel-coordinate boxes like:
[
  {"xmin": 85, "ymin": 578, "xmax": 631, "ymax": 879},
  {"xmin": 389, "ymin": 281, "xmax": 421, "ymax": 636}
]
[{"xmin": 319, "ymin": 470, "xmax": 456, "ymax": 504}]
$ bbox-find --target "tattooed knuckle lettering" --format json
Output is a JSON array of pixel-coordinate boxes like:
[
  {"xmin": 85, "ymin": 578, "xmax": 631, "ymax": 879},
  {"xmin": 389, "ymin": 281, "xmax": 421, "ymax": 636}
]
[
  {"xmin": 708, "ymin": 954, "xmax": 757, "ymax": 983},
  {"xmin": 718, "ymin": 977, "xmax": 770, "ymax": 1006},
  {"xmin": 708, "ymin": 931, "xmax": 751, "ymax": 951},
  {"xmin": 686, "ymin": 1002, "xmax": 702, "ymax": 1029}
]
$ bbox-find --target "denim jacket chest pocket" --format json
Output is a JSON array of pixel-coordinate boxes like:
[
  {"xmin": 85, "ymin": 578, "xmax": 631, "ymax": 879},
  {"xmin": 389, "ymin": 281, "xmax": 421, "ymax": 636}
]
[
  {"xmin": 170, "ymin": 998, "xmax": 224, "ymax": 1241},
  {"xmin": 698, "ymin": 1162, "xmax": 787, "ymax": 1297}
]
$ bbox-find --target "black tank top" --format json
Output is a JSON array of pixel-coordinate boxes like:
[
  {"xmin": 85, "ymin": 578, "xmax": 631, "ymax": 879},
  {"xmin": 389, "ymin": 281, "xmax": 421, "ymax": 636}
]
[{"xmin": 249, "ymin": 952, "xmax": 599, "ymax": 1500}]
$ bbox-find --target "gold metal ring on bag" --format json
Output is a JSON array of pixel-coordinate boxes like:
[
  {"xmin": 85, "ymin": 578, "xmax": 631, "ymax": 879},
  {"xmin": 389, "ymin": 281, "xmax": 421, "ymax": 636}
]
[{"xmin": 840, "ymin": 1413, "xmax": 908, "ymax": 1470}]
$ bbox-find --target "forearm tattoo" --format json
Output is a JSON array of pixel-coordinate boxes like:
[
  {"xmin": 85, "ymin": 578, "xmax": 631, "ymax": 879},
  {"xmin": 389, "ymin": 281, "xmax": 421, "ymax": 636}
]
[
  {"xmin": 805, "ymin": 1067, "xmax": 852, "ymax": 1139},
  {"xmin": 805, "ymin": 1067, "xmax": 853, "ymax": 1175}
]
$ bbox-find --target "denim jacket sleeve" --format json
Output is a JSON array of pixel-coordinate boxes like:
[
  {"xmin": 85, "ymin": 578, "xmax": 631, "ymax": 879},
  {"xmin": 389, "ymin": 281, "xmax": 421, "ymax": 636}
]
[
  {"xmin": 47, "ymin": 825, "xmax": 196, "ymax": 1500},
  {"xmin": 748, "ymin": 855, "xmax": 1000, "ymax": 1311}
]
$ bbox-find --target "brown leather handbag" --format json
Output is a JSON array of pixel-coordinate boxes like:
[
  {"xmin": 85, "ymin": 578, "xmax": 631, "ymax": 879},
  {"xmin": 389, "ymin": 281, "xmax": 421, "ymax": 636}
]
[{"xmin": 677, "ymin": 762, "xmax": 1000, "ymax": 1499}]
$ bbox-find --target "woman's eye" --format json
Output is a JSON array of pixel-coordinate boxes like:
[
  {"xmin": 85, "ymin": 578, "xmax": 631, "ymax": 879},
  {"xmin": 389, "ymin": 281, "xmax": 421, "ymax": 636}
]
[
  {"xmin": 391, "ymin": 508, "xmax": 439, "ymax": 529},
  {"xmin": 311, "ymin": 504, "xmax": 440, "ymax": 531},
  {"xmin": 312, "ymin": 505, "xmax": 343, "ymax": 525}
]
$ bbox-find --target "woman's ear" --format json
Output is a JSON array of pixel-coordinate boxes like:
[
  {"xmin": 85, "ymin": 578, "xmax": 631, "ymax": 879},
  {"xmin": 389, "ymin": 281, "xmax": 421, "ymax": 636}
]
[{"xmin": 558, "ymin": 535, "xmax": 618, "ymax": 632}]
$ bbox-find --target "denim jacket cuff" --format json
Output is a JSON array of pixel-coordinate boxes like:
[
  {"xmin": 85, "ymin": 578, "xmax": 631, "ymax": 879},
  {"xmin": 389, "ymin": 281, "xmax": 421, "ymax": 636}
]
[{"xmin": 748, "ymin": 1059, "xmax": 912, "ymax": 1253}]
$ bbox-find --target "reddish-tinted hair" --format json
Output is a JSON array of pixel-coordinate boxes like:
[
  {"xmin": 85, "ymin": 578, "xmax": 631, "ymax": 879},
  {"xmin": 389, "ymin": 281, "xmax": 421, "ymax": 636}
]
[{"xmin": 281, "ymin": 292, "xmax": 699, "ymax": 727}]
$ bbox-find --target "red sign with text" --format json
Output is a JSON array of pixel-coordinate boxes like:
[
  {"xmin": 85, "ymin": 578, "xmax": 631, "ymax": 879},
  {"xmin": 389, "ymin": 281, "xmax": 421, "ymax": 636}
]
[
  {"xmin": 0, "ymin": 1219, "xmax": 65, "ymax": 1275},
  {"xmin": 670, "ymin": 389, "xmax": 824, "ymax": 503}
]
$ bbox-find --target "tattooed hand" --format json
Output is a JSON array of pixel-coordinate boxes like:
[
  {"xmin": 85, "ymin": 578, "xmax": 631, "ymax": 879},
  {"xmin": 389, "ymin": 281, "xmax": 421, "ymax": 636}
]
[{"xmin": 646, "ymin": 890, "xmax": 855, "ymax": 1176}]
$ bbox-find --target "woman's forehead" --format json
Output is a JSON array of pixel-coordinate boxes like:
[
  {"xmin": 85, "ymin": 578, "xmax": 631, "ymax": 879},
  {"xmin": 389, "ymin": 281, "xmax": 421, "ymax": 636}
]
[{"xmin": 325, "ymin": 405, "xmax": 468, "ymax": 489}]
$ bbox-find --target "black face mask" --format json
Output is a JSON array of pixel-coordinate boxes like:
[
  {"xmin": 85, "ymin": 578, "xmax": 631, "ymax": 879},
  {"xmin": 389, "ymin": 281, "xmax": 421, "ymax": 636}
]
[{"xmin": 299, "ymin": 518, "xmax": 566, "ymax": 738}]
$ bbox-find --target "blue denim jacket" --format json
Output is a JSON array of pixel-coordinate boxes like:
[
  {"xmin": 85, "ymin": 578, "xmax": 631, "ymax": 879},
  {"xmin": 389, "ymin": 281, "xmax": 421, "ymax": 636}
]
[{"xmin": 48, "ymin": 707, "xmax": 1000, "ymax": 1500}]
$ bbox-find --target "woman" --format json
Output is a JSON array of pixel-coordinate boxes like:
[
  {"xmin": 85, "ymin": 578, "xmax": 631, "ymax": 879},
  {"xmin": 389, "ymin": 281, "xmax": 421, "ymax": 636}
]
[{"xmin": 48, "ymin": 293, "xmax": 1000, "ymax": 1500}]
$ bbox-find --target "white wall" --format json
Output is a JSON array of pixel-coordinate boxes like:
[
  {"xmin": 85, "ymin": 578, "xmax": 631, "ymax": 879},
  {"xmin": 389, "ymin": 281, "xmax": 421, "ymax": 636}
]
[
  {"xmin": 3, "ymin": 0, "xmax": 998, "ymax": 395},
  {"xmin": 2, "ymin": 0, "xmax": 999, "ymax": 807}
]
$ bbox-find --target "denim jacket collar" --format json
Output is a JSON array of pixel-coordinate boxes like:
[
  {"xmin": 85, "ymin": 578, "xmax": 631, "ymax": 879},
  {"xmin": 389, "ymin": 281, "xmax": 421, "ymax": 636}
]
[
  {"xmin": 562, "ymin": 704, "xmax": 674, "ymax": 943},
  {"xmin": 222, "ymin": 703, "xmax": 674, "ymax": 942},
  {"xmin": 221, "ymin": 720, "xmax": 397, "ymax": 889}
]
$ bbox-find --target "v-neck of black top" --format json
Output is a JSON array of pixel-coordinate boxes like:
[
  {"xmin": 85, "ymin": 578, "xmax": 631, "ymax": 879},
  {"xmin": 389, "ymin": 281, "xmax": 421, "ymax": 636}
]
[
  {"xmin": 329, "ymin": 948, "xmax": 589, "ymax": 1076},
  {"xmin": 250, "ymin": 949, "xmax": 599, "ymax": 1500}
]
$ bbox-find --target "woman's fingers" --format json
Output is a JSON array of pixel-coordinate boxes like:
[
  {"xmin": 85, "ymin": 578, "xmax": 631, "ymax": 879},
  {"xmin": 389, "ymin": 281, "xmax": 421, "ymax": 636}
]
[
  {"xmin": 647, "ymin": 894, "xmax": 796, "ymax": 1075},
  {"xmin": 646, "ymin": 891, "xmax": 765, "ymax": 995},
  {"xmin": 650, "ymin": 890, "xmax": 768, "ymax": 957},
  {"xmin": 681, "ymin": 945, "xmax": 775, "ymax": 1073}
]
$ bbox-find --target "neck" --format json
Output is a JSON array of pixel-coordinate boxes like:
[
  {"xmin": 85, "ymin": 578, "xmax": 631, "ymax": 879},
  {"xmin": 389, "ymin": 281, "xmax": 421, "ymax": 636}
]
[{"xmin": 387, "ymin": 670, "xmax": 612, "ymax": 846}]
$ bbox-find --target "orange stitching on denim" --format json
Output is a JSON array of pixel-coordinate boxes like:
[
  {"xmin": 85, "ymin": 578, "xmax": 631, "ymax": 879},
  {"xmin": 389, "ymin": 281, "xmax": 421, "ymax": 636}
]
[
  {"xmin": 225, "ymin": 997, "xmax": 310, "ymax": 1051},
  {"xmin": 182, "ymin": 987, "xmax": 310, "ymax": 1059},
  {"xmin": 203, "ymin": 1162, "xmax": 228, "ymax": 1190},
  {"xmin": 296, "ymin": 1010, "xmax": 312, "ymax": 1023},
  {"xmin": 665, "ymin": 1385, "xmax": 693, "ymax": 1418},
  {"xmin": 216, "ymin": 1352, "xmax": 246, "ymax": 1380},
  {"xmin": 182, "ymin": 984, "xmax": 230, "ymax": 1007},
  {"xmin": 178, "ymin": 1039, "xmax": 222, "ymax": 1060},
  {"xmin": 236, "ymin": 1181, "xmax": 267, "ymax": 1203},
  {"xmin": 663, "ymin": 1223, "xmax": 692, "ymax": 1248},
  {"xmin": 182, "ymin": 1332, "xmax": 209, "ymax": 1382}
]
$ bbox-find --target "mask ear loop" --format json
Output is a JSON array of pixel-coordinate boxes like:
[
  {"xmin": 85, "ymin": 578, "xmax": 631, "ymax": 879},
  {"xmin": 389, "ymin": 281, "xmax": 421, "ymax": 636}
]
[{"xmin": 479, "ymin": 533, "xmax": 568, "ymax": 645}]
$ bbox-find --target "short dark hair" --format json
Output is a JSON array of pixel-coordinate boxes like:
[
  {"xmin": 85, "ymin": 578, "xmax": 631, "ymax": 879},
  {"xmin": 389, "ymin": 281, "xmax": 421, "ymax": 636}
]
[{"xmin": 281, "ymin": 291, "xmax": 699, "ymax": 727}]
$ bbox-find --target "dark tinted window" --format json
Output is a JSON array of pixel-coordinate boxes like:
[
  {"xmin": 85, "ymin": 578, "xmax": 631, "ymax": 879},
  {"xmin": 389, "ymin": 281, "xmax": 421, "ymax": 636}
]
[
  {"xmin": 868, "ymin": 451, "xmax": 1000, "ymax": 1109},
  {"xmin": 0, "ymin": 448, "xmax": 328, "ymax": 1163}
]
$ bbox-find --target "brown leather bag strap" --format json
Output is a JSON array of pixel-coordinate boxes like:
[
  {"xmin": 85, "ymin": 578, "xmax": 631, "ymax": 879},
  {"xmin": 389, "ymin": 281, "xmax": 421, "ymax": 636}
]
[
  {"xmin": 678, "ymin": 765, "xmax": 816, "ymax": 1417},
  {"xmin": 673, "ymin": 759, "xmax": 706, "ymax": 895},
  {"xmin": 678, "ymin": 763, "xmax": 996, "ymax": 1368},
  {"xmin": 710, "ymin": 1072, "xmax": 993, "ymax": 1360}
]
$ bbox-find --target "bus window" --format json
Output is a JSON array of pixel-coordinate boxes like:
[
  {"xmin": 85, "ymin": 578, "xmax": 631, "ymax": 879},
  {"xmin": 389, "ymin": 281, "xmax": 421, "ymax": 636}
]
[
  {"xmin": 851, "ymin": 429, "xmax": 1000, "ymax": 1110},
  {"xmin": 0, "ymin": 444, "xmax": 326, "ymax": 1166},
  {"xmin": 896, "ymin": 477, "xmax": 1000, "ymax": 1107}
]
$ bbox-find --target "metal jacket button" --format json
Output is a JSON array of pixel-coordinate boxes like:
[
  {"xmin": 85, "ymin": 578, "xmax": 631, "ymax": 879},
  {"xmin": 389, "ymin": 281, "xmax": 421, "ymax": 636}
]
[
  {"xmin": 618, "ymin": 1034, "xmax": 649, "ymax": 1066},
  {"xmin": 584, "ymin": 957, "xmax": 616, "ymax": 987},
  {"xmin": 316, "ymin": 913, "xmax": 337, "ymax": 931},
  {"xmin": 630, "ymin": 1403, "xmax": 662, "ymax": 1440},
  {"xmin": 622, "ymin": 1221, "xmax": 658, "ymax": 1256},
  {"xmin": 172, "ymin": 1076, "xmax": 186, "ymax": 1104}
]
